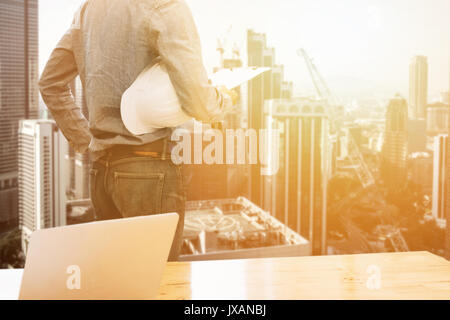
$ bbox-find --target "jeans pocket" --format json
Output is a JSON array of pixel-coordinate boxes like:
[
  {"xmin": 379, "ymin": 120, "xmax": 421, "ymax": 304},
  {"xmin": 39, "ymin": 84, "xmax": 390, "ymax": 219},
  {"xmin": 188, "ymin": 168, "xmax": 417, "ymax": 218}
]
[{"xmin": 112, "ymin": 171, "xmax": 165, "ymax": 218}]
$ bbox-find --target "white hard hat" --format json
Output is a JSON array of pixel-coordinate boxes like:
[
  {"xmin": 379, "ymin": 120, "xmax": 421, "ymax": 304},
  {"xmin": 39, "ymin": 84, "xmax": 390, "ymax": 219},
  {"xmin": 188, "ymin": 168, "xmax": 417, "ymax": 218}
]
[{"xmin": 121, "ymin": 62, "xmax": 192, "ymax": 136}]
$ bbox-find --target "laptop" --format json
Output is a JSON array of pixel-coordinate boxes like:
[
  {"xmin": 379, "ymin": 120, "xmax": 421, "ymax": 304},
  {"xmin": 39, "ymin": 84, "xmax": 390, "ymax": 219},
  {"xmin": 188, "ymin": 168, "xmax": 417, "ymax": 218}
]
[{"xmin": 19, "ymin": 213, "xmax": 179, "ymax": 300}]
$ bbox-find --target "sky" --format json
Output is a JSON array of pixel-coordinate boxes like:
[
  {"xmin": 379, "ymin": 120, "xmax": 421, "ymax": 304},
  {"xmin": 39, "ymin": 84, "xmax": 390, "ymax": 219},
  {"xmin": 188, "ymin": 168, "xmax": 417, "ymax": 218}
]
[{"xmin": 39, "ymin": 0, "xmax": 450, "ymax": 100}]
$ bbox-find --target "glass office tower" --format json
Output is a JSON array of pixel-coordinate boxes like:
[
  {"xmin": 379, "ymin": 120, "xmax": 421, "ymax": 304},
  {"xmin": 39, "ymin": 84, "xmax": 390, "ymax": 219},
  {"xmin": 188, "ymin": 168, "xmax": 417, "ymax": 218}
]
[
  {"xmin": 264, "ymin": 98, "xmax": 330, "ymax": 255},
  {"xmin": 0, "ymin": 0, "xmax": 39, "ymax": 225}
]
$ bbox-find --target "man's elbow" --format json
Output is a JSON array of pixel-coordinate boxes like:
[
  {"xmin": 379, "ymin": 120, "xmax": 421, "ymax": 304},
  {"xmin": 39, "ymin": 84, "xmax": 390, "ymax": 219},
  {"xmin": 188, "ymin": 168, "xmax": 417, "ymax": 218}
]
[
  {"xmin": 38, "ymin": 76, "xmax": 47, "ymax": 97},
  {"xmin": 38, "ymin": 75, "xmax": 53, "ymax": 104}
]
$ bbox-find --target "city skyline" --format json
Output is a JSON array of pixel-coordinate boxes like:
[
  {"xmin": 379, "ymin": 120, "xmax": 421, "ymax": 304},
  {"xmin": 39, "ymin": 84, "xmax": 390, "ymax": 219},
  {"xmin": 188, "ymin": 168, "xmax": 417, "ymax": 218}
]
[
  {"xmin": 409, "ymin": 56, "xmax": 429, "ymax": 119},
  {"xmin": 31, "ymin": 0, "xmax": 450, "ymax": 259},
  {"xmin": 39, "ymin": 0, "xmax": 450, "ymax": 100},
  {"xmin": 0, "ymin": 0, "xmax": 39, "ymax": 226},
  {"xmin": 1, "ymin": 0, "xmax": 450, "ymax": 307},
  {"xmin": 0, "ymin": 0, "xmax": 448, "ymax": 254}
]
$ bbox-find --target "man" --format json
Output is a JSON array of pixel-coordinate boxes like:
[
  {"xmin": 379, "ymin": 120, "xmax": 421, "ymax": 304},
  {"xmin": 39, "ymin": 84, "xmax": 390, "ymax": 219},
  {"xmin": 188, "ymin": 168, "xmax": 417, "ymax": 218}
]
[{"xmin": 39, "ymin": 0, "xmax": 233, "ymax": 261}]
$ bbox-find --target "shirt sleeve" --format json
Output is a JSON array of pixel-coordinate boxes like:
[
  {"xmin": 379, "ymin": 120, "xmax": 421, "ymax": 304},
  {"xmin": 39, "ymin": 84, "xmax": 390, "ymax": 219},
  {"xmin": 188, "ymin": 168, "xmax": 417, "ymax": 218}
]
[
  {"xmin": 38, "ymin": 29, "xmax": 91, "ymax": 154},
  {"xmin": 152, "ymin": 0, "xmax": 229, "ymax": 123}
]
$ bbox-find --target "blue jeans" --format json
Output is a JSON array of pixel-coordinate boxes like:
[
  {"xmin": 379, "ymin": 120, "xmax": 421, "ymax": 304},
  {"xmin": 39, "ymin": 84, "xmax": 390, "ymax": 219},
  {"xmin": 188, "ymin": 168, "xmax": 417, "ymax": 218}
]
[{"xmin": 89, "ymin": 155, "xmax": 185, "ymax": 261}]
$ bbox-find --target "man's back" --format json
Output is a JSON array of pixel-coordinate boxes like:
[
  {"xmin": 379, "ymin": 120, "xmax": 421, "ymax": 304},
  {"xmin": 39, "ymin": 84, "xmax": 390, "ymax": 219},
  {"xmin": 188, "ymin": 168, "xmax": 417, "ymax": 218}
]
[
  {"xmin": 74, "ymin": 0, "xmax": 162, "ymax": 159},
  {"xmin": 39, "ymin": 0, "xmax": 225, "ymax": 160},
  {"xmin": 38, "ymin": 0, "xmax": 231, "ymax": 262}
]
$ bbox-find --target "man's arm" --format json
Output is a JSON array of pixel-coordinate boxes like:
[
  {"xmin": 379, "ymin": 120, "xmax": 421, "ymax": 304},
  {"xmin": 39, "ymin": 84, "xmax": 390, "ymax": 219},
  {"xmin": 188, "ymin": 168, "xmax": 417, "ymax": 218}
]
[
  {"xmin": 152, "ymin": 0, "xmax": 231, "ymax": 123},
  {"xmin": 39, "ymin": 30, "xmax": 91, "ymax": 153}
]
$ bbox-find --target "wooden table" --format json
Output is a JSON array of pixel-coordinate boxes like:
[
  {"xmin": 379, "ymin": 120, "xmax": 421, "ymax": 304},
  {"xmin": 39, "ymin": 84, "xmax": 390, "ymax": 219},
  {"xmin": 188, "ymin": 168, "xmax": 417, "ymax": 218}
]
[
  {"xmin": 1, "ymin": 251, "xmax": 449, "ymax": 300},
  {"xmin": 157, "ymin": 251, "xmax": 450, "ymax": 300}
]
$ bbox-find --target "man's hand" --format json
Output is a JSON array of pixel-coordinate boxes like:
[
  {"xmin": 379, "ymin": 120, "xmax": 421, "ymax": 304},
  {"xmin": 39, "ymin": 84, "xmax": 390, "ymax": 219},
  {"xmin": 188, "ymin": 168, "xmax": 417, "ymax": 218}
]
[
  {"xmin": 218, "ymin": 86, "xmax": 238, "ymax": 106},
  {"xmin": 208, "ymin": 86, "xmax": 239, "ymax": 122}
]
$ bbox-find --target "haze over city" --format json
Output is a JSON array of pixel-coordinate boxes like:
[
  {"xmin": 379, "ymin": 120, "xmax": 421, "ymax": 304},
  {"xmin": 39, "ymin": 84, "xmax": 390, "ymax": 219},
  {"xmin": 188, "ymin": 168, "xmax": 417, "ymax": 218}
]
[
  {"xmin": 1, "ymin": 0, "xmax": 450, "ymax": 301},
  {"xmin": 40, "ymin": 0, "xmax": 450, "ymax": 100}
]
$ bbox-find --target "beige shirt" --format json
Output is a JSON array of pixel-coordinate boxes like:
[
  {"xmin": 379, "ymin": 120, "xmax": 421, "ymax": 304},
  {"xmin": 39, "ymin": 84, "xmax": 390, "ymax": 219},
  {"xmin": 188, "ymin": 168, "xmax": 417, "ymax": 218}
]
[{"xmin": 39, "ymin": 0, "xmax": 227, "ymax": 160}]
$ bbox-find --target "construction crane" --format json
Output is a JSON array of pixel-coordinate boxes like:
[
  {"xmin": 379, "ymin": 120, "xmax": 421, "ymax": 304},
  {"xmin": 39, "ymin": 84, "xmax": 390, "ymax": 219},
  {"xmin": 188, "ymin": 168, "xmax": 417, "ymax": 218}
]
[
  {"xmin": 217, "ymin": 25, "xmax": 233, "ymax": 67},
  {"xmin": 347, "ymin": 133, "xmax": 375, "ymax": 188},
  {"xmin": 376, "ymin": 225, "xmax": 409, "ymax": 252},
  {"xmin": 232, "ymin": 42, "xmax": 240, "ymax": 60},
  {"xmin": 298, "ymin": 48, "xmax": 372, "ymax": 188},
  {"xmin": 297, "ymin": 48, "xmax": 409, "ymax": 253},
  {"xmin": 297, "ymin": 48, "xmax": 338, "ymax": 109}
]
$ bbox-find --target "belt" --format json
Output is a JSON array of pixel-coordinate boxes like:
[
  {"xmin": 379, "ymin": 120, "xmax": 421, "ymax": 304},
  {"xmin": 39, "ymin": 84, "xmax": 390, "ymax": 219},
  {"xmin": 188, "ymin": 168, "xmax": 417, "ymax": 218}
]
[{"xmin": 102, "ymin": 138, "xmax": 173, "ymax": 161}]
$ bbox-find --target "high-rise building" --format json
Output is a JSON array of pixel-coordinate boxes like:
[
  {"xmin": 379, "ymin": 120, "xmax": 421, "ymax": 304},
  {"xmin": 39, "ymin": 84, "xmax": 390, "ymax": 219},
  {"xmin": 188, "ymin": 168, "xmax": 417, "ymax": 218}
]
[
  {"xmin": 263, "ymin": 47, "xmax": 275, "ymax": 100},
  {"xmin": 408, "ymin": 119, "xmax": 427, "ymax": 153},
  {"xmin": 381, "ymin": 96, "xmax": 408, "ymax": 189},
  {"xmin": 432, "ymin": 134, "xmax": 448, "ymax": 223},
  {"xmin": 426, "ymin": 103, "xmax": 449, "ymax": 135},
  {"xmin": 180, "ymin": 197, "xmax": 311, "ymax": 261},
  {"xmin": 247, "ymin": 30, "xmax": 290, "ymax": 208},
  {"xmin": 271, "ymin": 65, "xmax": 284, "ymax": 99},
  {"xmin": 446, "ymin": 61, "xmax": 450, "ymax": 260},
  {"xmin": 0, "ymin": 0, "xmax": 39, "ymax": 224},
  {"xmin": 221, "ymin": 58, "xmax": 246, "ymax": 129},
  {"xmin": 247, "ymin": 30, "xmax": 266, "ymax": 206},
  {"xmin": 185, "ymin": 58, "xmax": 249, "ymax": 201},
  {"xmin": 368, "ymin": 131, "xmax": 384, "ymax": 153},
  {"xmin": 446, "ymin": 134, "xmax": 450, "ymax": 259},
  {"xmin": 409, "ymin": 56, "xmax": 428, "ymax": 119},
  {"xmin": 18, "ymin": 120, "xmax": 67, "ymax": 252},
  {"xmin": 264, "ymin": 98, "xmax": 330, "ymax": 255},
  {"xmin": 281, "ymin": 81, "xmax": 294, "ymax": 99},
  {"xmin": 440, "ymin": 91, "xmax": 449, "ymax": 105},
  {"xmin": 407, "ymin": 152, "xmax": 433, "ymax": 194}
]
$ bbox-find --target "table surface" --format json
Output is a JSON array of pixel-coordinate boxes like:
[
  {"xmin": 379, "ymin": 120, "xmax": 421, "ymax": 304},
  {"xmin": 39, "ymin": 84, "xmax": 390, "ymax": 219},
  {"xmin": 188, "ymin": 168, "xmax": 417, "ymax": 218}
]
[
  {"xmin": 157, "ymin": 251, "xmax": 450, "ymax": 300},
  {"xmin": 1, "ymin": 251, "xmax": 449, "ymax": 300}
]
